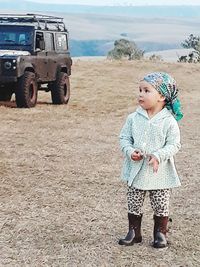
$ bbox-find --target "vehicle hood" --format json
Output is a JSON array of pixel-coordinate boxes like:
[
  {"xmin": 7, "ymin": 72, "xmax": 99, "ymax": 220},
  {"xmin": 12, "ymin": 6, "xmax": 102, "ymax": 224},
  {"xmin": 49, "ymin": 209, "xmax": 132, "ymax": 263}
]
[{"xmin": 0, "ymin": 50, "xmax": 30, "ymax": 57}]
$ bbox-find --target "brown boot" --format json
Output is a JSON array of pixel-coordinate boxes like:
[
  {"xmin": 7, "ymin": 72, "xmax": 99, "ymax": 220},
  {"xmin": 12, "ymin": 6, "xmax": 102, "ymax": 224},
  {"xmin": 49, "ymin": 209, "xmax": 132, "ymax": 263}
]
[
  {"xmin": 153, "ymin": 215, "xmax": 168, "ymax": 248},
  {"xmin": 118, "ymin": 213, "xmax": 142, "ymax": 246}
]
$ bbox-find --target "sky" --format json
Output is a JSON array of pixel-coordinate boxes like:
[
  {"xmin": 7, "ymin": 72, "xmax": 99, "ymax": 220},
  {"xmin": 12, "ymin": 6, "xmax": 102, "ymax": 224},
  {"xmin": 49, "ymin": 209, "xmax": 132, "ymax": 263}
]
[{"xmin": 26, "ymin": 0, "xmax": 200, "ymax": 6}]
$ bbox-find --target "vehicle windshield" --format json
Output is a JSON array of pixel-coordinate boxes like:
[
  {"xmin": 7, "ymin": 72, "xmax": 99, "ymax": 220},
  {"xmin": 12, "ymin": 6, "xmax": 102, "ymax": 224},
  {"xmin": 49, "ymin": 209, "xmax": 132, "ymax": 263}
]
[{"xmin": 0, "ymin": 25, "xmax": 33, "ymax": 50}]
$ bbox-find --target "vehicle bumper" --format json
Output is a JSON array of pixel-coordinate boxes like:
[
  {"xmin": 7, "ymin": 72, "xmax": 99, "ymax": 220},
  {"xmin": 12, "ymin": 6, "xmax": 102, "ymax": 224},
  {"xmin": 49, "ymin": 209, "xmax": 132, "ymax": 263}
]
[{"xmin": 0, "ymin": 76, "xmax": 17, "ymax": 83}]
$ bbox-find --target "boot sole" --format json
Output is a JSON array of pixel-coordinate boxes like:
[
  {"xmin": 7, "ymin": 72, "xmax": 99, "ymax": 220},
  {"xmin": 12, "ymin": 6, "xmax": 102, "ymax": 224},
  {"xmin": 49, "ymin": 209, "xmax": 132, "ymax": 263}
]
[
  {"xmin": 153, "ymin": 242, "xmax": 167, "ymax": 249},
  {"xmin": 118, "ymin": 237, "xmax": 142, "ymax": 246}
]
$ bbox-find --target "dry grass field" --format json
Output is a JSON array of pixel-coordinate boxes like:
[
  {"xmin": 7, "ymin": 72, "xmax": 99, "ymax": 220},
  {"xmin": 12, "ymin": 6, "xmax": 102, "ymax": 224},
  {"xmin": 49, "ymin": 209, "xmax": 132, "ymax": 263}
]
[{"xmin": 0, "ymin": 59, "xmax": 200, "ymax": 267}]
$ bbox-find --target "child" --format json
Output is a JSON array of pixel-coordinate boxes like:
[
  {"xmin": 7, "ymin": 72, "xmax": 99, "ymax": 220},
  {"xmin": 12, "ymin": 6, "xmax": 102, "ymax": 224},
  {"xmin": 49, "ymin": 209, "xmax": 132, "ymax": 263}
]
[{"xmin": 118, "ymin": 72, "xmax": 183, "ymax": 248}]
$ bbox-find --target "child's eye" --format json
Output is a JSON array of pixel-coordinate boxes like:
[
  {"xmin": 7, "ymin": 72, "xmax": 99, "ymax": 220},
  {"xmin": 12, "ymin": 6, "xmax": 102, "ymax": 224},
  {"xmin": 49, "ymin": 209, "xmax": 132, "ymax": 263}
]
[
  {"xmin": 145, "ymin": 89, "xmax": 149, "ymax": 93},
  {"xmin": 139, "ymin": 88, "xmax": 142, "ymax": 92}
]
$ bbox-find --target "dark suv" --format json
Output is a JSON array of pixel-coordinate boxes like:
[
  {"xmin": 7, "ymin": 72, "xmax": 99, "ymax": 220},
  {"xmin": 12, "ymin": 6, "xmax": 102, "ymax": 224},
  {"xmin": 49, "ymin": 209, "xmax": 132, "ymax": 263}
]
[{"xmin": 0, "ymin": 13, "xmax": 72, "ymax": 108}]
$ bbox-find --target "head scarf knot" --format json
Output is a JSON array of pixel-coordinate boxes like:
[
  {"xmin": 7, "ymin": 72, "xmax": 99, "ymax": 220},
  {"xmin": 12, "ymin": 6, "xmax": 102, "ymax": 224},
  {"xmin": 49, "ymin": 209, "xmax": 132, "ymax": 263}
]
[{"xmin": 143, "ymin": 72, "xmax": 183, "ymax": 121}]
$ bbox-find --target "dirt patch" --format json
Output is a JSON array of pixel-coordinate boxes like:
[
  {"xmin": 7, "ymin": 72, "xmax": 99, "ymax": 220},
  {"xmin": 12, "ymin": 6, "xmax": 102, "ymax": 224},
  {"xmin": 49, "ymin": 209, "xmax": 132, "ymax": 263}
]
[{"xmin": 0, "ymin": 60, "xmax": 199, "ymax": 266}]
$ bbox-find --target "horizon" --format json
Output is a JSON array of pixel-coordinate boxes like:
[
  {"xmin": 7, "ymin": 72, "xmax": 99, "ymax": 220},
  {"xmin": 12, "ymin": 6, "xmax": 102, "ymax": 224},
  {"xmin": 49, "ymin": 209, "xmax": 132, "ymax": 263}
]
[{"xmin": 13, "ymin": 0, "xmax": 200, "ymax": 6}]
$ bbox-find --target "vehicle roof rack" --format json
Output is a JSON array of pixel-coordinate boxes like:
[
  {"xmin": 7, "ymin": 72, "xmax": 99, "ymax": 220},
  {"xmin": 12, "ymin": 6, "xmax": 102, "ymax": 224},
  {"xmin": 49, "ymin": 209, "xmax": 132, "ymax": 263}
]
[{"xmin": 0, "ymin": 13, "xmax": 67, "ymax": 32}]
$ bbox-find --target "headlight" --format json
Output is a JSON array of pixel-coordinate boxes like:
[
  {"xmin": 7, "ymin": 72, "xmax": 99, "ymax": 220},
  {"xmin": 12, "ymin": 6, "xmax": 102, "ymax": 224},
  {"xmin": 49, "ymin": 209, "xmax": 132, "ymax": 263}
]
[
  {"xmin": 3, "ymin": 60, "xmax": 17, "ymax": 70},
  {"xmin": 4, "ymin": 61, "xmax": 12, "ymax": 70}
]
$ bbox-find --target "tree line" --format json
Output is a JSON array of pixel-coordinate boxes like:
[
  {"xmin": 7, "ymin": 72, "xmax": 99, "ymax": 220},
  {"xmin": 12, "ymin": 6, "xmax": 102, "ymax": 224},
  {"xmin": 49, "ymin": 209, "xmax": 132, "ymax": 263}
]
[{"xmin": 108, "ymin": 34, "xmax": 200, "ymax": 63}]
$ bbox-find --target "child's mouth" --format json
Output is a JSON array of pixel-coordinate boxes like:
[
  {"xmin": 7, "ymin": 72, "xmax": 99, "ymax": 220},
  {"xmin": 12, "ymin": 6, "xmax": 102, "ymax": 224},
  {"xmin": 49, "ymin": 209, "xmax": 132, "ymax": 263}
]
[{"xmin": 139, "ymin": 100, "xmax": 144, "ymax": 104}]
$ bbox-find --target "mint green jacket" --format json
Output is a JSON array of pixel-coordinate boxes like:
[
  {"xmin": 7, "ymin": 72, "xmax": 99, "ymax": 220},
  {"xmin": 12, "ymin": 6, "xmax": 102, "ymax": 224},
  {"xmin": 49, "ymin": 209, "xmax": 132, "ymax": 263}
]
[{"xmin": 119, "ymin": 107, "xmax": 181, "ymax": 190}]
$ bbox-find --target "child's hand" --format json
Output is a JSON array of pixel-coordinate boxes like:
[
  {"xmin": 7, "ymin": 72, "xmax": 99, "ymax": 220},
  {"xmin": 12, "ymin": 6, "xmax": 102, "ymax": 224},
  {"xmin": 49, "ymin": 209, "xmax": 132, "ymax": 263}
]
[
  {"xmin": 131, "ymin": 150, "xmax": 143, "ymax": 161},
  {"xmin": 148, "ymin": 156, "xmax": 159, "ymax": 173}
]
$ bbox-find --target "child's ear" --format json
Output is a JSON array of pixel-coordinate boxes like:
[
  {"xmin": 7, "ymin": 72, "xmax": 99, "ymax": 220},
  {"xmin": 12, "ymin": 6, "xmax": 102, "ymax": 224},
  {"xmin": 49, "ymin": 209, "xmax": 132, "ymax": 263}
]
[{"xmin": 159, "ymin": 95, "xmax": 166, "ymax": 102}]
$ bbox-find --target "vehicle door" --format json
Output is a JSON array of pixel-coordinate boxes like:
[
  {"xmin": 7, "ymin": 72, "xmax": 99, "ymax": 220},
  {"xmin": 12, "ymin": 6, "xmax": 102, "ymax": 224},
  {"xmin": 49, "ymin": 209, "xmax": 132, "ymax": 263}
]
[
  {"xmin": 45, "ymin": 32, "xmax": 57, "ymax": 81},
  {"xmin": 54, "ymin": 32, "xmax": 69, "ymax": 70},
  {"xmin": 34, "ymin": 31, "xmax": 48, "ymax": 81}
]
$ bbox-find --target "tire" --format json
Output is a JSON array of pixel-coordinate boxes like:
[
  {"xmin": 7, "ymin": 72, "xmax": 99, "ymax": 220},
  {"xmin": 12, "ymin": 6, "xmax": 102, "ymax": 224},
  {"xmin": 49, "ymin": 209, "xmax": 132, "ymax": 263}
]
[
  {"xmin": 51, "ymin": 72, "xmax": 70, "ymax": 105},
  {"xmin": 0, "ymin": 88, "xmax": 13, "ymax": 101},
  {"xmin": 15, "ymin": 71, "xmax": 38, "ymax": 108}
]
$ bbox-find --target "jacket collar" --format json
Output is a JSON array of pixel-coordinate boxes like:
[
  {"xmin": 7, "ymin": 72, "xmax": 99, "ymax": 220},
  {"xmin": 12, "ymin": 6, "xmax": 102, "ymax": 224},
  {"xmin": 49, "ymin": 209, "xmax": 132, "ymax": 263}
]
[{"xmin": 136, "ymin": 106, "xmax": 172, "ymax": 121}]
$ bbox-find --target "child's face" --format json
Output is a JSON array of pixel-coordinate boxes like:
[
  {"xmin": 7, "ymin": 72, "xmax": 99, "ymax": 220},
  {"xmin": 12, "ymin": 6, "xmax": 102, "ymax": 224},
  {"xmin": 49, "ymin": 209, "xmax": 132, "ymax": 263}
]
[{"xmin": 138, "ymin": 81, "xmax": 165, "ymax": 111}]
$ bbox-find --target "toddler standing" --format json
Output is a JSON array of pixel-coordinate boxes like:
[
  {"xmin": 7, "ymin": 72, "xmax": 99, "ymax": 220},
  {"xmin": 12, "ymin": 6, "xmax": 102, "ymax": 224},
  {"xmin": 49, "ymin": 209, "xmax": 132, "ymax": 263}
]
[{"xmin": 119, "ymin": 72, "xmax": 183, "ymax": 248}]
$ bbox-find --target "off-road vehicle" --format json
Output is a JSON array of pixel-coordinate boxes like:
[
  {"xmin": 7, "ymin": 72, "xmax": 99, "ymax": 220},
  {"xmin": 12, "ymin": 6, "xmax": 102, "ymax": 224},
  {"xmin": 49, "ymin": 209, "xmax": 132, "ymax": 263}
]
[{"xmin": 0, "ymin": 13, "xmax": 72, "ymax": 108}]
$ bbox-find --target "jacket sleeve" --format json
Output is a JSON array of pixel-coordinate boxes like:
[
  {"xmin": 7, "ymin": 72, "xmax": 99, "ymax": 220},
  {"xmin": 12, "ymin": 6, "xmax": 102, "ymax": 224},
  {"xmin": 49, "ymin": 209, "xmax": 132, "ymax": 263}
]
[
  {"xmin": 151, "ymin": 120, "xmax": 181, "ymax": 163},
  {"xmin": 119, "ymin": 115, "xmax": 135, "ymax": 159}
]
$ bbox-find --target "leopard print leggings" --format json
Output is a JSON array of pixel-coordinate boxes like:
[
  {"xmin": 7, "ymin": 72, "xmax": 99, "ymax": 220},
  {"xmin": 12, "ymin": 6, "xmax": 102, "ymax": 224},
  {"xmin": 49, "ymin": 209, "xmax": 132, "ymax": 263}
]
[{"xmin": 127, "ymin": 186, "xmax": 170, "ymax": 216}]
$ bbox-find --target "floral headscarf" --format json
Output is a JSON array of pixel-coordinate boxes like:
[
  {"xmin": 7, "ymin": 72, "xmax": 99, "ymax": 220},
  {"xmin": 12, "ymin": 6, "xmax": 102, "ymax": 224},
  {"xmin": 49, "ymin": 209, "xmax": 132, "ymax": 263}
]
[{"xmin": 143, "ymin": 72, "xmax": 183, "ymax": 121}]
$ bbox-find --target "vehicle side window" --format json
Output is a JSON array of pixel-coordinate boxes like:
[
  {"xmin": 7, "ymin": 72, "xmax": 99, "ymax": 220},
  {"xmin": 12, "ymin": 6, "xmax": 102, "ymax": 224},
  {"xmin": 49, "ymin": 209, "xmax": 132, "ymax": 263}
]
[
  {"xmin": 55, "ymin": 33, "xmax": 68, "ymax": 51},
  {"xmin": 45, "ymin": 32, "xmax": 54, "ymax": 51},
  {"xmin": 1, "ymin": 32, "xmax": 15, "ymax": 42},
  {"xmin": 35, "ymin": 31, "xmax": 44, "ymax": 50}
]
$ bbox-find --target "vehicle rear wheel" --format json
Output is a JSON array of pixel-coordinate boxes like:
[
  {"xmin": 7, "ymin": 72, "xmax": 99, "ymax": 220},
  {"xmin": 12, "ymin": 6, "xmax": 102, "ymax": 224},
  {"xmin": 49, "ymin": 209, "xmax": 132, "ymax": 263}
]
[
  {"xmin": 15, "ymin": 71, "xmax": 38, "ymax": 108},
  {"xmin": 0, "ymin": 88, "xmax": 13, "ymax": 101},
  {"xmin": 51, "ymin": 72, "xmax": 70, "ymax": 104}
]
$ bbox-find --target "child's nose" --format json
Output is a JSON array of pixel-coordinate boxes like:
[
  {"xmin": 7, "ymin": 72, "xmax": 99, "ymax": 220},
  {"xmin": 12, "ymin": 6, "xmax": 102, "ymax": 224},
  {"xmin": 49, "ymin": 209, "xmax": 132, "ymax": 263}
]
[{"xmin": 139, "ymin": 91, "xmax": 143, "ymax": 97}]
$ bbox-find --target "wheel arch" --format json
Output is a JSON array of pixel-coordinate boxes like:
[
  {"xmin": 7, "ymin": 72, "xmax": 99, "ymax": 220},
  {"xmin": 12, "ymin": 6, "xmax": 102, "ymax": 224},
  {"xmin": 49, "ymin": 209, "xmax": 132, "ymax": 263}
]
[
  {"xmin": 19, "ymin": 64, "xmax": 35, "ymax": 79},
  {"xmin": 24, "ymin": 67, "xmax": 35, "ymax": 73},
  {"xmin": 56, "ymin": 64, "xmax": 69, "ymax": 77},
  {"xmin": 60, "ymin": 66, "xmax": 68, "ymax": 74}
]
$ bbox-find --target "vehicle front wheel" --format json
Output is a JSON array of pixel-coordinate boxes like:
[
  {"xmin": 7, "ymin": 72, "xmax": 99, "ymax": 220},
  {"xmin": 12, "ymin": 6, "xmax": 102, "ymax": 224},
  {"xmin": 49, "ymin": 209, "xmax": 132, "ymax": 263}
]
[
  {"xmin": 15, "ymin": 71, "xmax": 38, "ymax": 108},
  {"xmin": 51, "ymin": 72, "xmax": 70, "ymax": 105}
]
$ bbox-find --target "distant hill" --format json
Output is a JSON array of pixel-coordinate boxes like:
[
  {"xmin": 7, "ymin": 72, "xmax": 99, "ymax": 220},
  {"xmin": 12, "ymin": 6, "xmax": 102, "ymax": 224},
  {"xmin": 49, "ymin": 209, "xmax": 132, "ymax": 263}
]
[
  {"xmin": 1, "ymin": 1, "xmax": 200, "ymax": 56},
  {"xmin": 69, "ymin": 40, "xmax": 181, "ymax": 57},
  {"xmin": 1, "ymin": 1, "xmax": 200, "ymax": 17},
  {"xmin": 62, "ymin": 13, "xmax": 199, "ymax": 56}
]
